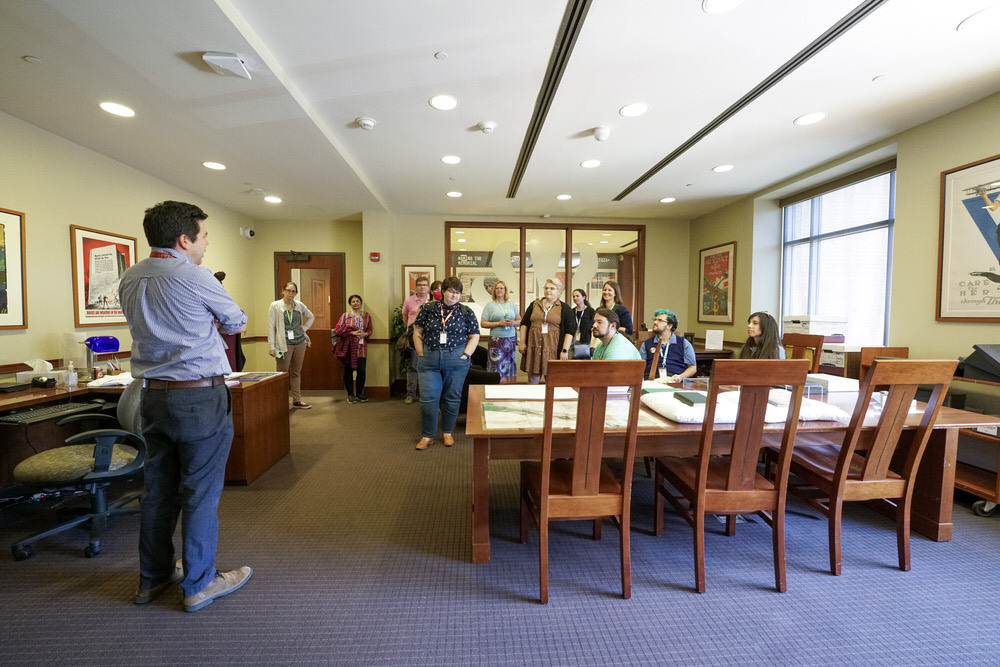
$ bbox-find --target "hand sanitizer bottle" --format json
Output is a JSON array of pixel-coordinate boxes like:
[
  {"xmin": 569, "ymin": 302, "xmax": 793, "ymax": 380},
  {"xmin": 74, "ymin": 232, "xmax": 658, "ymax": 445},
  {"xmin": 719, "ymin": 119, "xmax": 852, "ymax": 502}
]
[{"xmin": 67, "ymin": 361, "xmax": 78, "ymax": 387}]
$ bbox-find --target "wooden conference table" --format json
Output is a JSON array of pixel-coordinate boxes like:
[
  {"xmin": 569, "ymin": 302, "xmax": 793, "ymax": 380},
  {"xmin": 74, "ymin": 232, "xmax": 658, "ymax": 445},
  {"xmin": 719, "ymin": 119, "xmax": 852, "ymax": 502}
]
[
  {"xmin": 0, "ymin": 372, "xmax": 290, "ymax": 487},
  {"xmin": 464, "ymin": 384, "xmax": 1000, "ymax": 564}
]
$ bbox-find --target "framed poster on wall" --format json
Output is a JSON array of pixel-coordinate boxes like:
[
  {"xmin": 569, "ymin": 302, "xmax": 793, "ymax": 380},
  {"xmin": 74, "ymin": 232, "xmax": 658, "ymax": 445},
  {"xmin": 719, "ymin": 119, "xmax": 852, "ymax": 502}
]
[
  {"xmin": 0, "ymin": 207, "xmax": 27, "ymax": 329},
  {"xmin": 698, "ymin": 241, "xmax": 735, "ymax": 324},
  {"xmin": 402, "ymin": 264, "xmax": 435, "ymax": 297},
  {"xmin": 70, "ymin": 225, "xmax": 137, "ymax": 327},
  {"xmin": 937, "ymin": 153, "xmax": 1000, "ymax": 321}
]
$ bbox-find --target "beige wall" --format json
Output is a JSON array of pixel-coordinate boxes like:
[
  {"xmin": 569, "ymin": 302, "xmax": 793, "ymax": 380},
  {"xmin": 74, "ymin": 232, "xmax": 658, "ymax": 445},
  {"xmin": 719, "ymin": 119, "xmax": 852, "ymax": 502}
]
[
  {"xmin": 0, "ymin": 110, "xmax": 254, "ymax": 366},
  {"xmin": 691, "ymin": 92, "xmax": 1000, "ymax": 360}
]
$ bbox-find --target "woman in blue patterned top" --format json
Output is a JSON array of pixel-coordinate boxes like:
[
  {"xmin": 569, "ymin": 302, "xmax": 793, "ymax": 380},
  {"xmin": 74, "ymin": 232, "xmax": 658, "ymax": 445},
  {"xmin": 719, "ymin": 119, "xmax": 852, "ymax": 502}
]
[
  {"xmin": 412, "ymin": 276, "xmax": 481, "ymax": 450},
  {"xmin": 479, "ymin": 280, "xmax": 518, "ymax": 383}
]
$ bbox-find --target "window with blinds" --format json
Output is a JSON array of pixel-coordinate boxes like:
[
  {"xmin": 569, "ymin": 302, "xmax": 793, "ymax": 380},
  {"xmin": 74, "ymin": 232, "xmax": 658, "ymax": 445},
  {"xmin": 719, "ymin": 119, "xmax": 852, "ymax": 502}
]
[{"xmin": 781, "ymin": 166, "xmax": 895, "ymax": 345}]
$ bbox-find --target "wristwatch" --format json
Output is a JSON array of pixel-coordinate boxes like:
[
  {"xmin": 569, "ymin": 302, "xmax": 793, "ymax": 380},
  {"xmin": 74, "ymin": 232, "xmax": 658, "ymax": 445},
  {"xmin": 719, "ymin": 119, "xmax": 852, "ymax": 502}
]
[{"xmin": 561, "ymin": 349, "xmax": 568, "ymax": 353}]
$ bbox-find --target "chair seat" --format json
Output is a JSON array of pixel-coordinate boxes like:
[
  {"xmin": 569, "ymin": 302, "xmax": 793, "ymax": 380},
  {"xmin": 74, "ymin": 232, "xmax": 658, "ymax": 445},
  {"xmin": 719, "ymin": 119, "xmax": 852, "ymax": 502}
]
[
  {"xmin": 522, "ymin": 459, "xmax": 622, "ymax": 497},
  {"xmin": 13, "ymin": 444, "xmax": 138, "ymax": 485},
  {"xmin": 791, "ymin": 444, "xmax": 903, "ymax": 483},
  {"xmin": 660, "ymin": 456, "xmax": 776, "ymax": 509}
]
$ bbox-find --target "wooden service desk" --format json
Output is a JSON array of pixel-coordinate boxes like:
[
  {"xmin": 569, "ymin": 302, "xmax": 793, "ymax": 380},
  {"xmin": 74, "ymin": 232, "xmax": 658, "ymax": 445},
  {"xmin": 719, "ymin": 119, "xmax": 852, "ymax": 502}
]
[
  {"xmin": 0, "ymin": 373, "xmax": 290, "ymax": 487},
  {"xmin": 464, "ymin": 384, "xmax": 1000, "ymax": 564}
]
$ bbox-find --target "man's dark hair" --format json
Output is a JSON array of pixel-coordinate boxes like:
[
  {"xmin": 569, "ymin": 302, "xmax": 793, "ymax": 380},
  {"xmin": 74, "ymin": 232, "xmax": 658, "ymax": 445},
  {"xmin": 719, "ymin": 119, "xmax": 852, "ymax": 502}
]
[
  {"xmin": 143, "ymin": 201, "xmax": 207, "ymax": 248},
  {"xmin": 594, "ymin": 307, "xmax": 620, "ymax": 328}
]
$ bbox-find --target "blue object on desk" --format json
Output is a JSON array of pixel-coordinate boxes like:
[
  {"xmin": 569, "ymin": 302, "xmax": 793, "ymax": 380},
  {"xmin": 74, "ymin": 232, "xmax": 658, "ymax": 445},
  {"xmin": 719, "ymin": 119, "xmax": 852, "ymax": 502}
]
[{"xmin": 84, "ymin": 336, "xmax": 119, "ymax": 354}]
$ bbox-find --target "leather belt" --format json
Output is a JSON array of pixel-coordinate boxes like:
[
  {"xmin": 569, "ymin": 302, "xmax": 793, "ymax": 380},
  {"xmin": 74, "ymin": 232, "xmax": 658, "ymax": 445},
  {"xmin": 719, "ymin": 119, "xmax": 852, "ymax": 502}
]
[{"xmin": 145, "ymin": 376, "xmax": 226, "ymax": 390}]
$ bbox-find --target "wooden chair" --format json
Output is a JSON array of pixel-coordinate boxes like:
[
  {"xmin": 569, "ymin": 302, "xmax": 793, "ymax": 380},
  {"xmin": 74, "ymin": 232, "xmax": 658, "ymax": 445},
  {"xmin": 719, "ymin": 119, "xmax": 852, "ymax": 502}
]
[
  {"xmin": 519, "ymin": 359, "xmax": 645, "ymax": 604},
  {"xmin": 653, "ymin": 358, "xmax": 810, "ymax": 593},
  {"xmin": 859, "ymin": 346, "xmax": 909, "ymax": 382},
  {"xmin": 782, "ymin": 333, "xmax": 825, "ymax": 373},
  {"xmin": 783, "ymin": 358, "xmax": 956, "ymax": 575}
]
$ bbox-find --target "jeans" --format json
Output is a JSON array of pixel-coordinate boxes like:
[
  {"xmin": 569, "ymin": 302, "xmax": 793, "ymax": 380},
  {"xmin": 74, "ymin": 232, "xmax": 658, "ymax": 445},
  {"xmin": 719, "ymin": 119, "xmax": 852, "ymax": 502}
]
[
  {"xmin": 138, "ymin": 384, "xmax": 233, "ymax": 597},
  {"xmin": 417, "ymin": 347, "xmax": 471, "ymax": 437}
]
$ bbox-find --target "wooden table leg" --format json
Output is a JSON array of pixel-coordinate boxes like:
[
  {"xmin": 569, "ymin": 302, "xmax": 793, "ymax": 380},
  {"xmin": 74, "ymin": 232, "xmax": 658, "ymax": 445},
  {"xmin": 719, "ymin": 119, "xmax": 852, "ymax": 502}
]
[
  {"xmin": 472, "ymin": 436, "xmax": 491, "ymax": 563},
  {"xmin": 910, "ymin": 428, "xmax": 956, "ymax": 542}
]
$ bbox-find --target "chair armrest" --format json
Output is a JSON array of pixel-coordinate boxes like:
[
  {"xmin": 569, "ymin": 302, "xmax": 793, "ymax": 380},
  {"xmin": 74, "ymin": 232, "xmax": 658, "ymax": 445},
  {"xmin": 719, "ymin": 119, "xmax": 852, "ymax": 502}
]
[{"xmin": 64, "ymin": 429, "xmax": 146, "ymax": 480}]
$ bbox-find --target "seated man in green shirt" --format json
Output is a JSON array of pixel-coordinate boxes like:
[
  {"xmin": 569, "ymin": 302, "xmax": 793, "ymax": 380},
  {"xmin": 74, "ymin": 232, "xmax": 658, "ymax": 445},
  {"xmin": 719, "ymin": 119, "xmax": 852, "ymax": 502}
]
[{"xmin": 591, "ymin": 308, "xmax": 641, "ymax": 361}]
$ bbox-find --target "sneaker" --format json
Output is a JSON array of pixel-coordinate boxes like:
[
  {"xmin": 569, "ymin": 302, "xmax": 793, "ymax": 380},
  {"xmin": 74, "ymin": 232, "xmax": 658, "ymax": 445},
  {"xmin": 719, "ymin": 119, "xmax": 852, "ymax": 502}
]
[
  {"xmin": 292, "ymin": 401, "xmax": 312, "ymax": 409},
  {"xmin": 404, "ymin": 396, "xmax": 415, "ymax": 405},
  {"xmin": 357, "ymin": 395, "xmax": 369, "ymax": 403},
  {"xmin": 347, "ymin": 395, "xmax": 357, "ymax": 404},
  {"xmin": 134, "ymin": 558, "xmax": 184, "ymax": 604},
  {"xmin": 183, "ymin": 567, "xmax": 253, "ymax": 613}
]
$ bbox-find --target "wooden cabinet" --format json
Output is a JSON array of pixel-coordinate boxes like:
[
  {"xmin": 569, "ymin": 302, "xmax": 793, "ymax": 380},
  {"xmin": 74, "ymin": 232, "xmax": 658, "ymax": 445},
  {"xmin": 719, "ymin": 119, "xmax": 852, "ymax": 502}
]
[
  {"xmin": 224, "ymin": 373, "xmax": 291, "ymax": 485},
  {"xmin": 950, "ymin": 377, "xmax": 1000, "ymax": 516}
]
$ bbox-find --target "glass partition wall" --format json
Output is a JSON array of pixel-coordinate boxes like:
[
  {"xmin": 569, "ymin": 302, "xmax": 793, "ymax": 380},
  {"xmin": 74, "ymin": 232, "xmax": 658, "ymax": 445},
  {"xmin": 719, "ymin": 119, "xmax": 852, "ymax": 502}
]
[{"xmin": 446, "ymin": 223, "xmax": 644, "ymax": 337}]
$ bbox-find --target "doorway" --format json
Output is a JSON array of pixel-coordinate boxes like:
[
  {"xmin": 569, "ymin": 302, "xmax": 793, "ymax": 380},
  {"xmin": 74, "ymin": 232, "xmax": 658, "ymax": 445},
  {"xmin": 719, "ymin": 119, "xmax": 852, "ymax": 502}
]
[{"xmin": 274, "ymin": 252, "xmax": 345, "ymax": 390}]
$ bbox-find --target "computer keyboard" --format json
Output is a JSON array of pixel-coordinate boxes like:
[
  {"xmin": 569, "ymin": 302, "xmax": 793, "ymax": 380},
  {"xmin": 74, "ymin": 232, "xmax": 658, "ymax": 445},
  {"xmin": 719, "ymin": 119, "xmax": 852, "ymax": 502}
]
[{"xmin": 0, "ymin": 402, "xmax": 97, "ymax": 425}]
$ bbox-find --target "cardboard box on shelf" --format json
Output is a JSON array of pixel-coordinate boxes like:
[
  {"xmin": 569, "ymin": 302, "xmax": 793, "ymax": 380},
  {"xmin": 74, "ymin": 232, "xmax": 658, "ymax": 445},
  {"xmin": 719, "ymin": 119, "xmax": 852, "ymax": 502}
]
[{"xmin": 783, "ymin": 315, "xmax": 847, "ymax": 340}]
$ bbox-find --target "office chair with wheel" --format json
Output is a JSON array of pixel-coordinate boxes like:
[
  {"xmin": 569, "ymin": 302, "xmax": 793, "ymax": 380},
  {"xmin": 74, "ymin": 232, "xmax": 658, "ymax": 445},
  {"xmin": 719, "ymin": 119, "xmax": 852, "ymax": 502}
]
[{"xmin": 9, "ymin": 381, "xmax": 144, "ymax": 561}]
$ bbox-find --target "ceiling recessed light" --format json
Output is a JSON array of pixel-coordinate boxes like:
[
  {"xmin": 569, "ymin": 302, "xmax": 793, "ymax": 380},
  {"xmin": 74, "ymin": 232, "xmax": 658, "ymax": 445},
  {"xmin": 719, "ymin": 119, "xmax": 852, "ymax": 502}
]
[
  {"xmin": 264, "ymin": 195, "xmax": 282, "ymax": 204},
  {"xmin": 660, "ymin": 197, "xmax": 676, "ymax": 203},
  {"xmin": 447, "ymin": 191, "xmax": 462, "ymax": 198},
  {"xmin": 202, "ymin": 161, "xmax": 226, "ymax": 170},
  {"xmin": 99, "ymin": 102, "xmax": 135, "ymax": 117},
  {"xmin": 793, "ymin": 112, "xmax": 826, "ymax": 126},
  {"xmin": 434, "ymin": 51, "xmax": 448, "ymax": 60},
  {"xmin": 429, "ymin": 95, "xmax": 458, "ymax": 111},
  {"xmin": 601, "ymin": 233, "xmax": 612, "ymax": 236},
  {"xmin": 22, "ymin": 55, "xmax": 42, "ymax": 64},
  {"xmin": 456, "ymin": 238, "xmax": 466, "ymax": 243},
  {"xmin": 455, "ymin": 231, "xmax": 464, "ymax": 234},
  {"xmin": 600, "ymin": 240, "xmax": 609, "ymax": 244},
  {"xmin": 580, "ymin": 159, "xmax": 601, "ymax": 169},
  {"xmin": 702, "ymin": 0, "xmax": 745, "ymax": 14},
  {"xmin": 712, "ymin": 164, "xmax": 734, "ymax": 173},
  {"xmin": 556, "ymin": 194, "xmax": 572, "ymax": 200},
  {"xmin": 441, "ymin": 155, "xmax": 461, "ymax": 165},
  {"xmin": 619, "ymin": 103, "xmax": 648, "ymax": 118}
]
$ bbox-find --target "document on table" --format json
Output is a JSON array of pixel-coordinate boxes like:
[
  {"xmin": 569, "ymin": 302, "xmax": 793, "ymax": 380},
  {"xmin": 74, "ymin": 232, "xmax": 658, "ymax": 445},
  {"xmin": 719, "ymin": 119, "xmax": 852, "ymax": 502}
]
[
  {"xmin": 484, "ymin": 385, "xmax": 577, "ymax": 400},
  {"xmin": 482, "ymin": 399, "xmax": 661, "ymax": 430}
]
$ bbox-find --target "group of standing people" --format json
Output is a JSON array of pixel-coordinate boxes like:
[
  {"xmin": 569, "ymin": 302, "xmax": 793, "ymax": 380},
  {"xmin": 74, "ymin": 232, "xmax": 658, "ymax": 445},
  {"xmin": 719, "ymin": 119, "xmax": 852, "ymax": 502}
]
[{"xmin": 267, "ymin": 284, "xmax": 373, "ymax": 407}]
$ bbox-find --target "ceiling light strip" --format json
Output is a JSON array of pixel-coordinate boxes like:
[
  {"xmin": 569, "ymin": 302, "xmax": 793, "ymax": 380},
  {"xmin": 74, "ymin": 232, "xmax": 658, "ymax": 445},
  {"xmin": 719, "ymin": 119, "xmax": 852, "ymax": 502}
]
[
  {"xmin": 507, "ymin": 0, "xmax": 594, "ymax": 199},
  {"xmin": 612, "ymin": 0, "xmax": 890, "ymax": 201}
]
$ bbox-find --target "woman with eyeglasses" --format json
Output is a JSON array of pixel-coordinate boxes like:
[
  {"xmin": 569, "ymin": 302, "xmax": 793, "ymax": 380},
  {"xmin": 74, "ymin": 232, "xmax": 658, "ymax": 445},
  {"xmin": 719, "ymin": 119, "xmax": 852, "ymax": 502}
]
[
  {"xmin": 740, "ymin": 311, "xmax": 786, "ymax": 359},
  {"xmin": 412, "ymin": 277, "xmax": 481, "ymax": 450},
  {"xmin": 333, "ymin": 294, "xmax": 373, "ymax": 403},
  {"xmin": 267, "ymin": 281, "xmax": 315, "ymax": 409},
  {"xmin": 518, "ymin": 277, "xmax": 575, "ymax": 384},
  {"xmin": 600, "ymin": 280, "xmax": 634, "ymax": 336},
  {"xmin": 479, "ymin": 280, "xmax": 519, "ymax": 383}
]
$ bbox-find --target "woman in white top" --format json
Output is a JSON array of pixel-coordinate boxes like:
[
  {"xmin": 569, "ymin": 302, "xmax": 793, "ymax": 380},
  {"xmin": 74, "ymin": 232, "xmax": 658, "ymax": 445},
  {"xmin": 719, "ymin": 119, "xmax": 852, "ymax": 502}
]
[{"xmin": 267, "ymin": 282, "xmax": 315, "ymax": 408}]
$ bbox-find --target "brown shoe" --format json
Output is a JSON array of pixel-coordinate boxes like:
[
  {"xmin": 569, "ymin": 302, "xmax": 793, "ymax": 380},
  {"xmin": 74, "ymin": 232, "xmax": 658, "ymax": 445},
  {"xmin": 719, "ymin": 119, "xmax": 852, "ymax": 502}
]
[
  {"xmin": 415, "ymin": 437, "xmax": 433, "ymax": 451},
  {"xmin": 442, "ymin": 433, "xmax": 455, "ymax": 447},
  {"xmin": 183, "ymin": 567, "xmax": 252, "ymax": 612},
  {"xmin": 134, "ymin": 558, "xmax": 184, "ymax": 604}
]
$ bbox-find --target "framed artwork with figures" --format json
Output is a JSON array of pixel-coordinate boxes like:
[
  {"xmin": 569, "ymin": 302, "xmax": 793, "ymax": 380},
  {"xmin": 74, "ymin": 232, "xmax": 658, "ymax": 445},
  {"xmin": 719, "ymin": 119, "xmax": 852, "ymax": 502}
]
[
  {"xmin": 938, "ymin": 153, "xmax": 1000, "ymax": 321},
  {"xmin": 698, "ymin": 241, "xmax": 735, "ymax": 324},
  {"xmin": 70, "ymin": 225, "xmax": 137, "ymax": 327}
]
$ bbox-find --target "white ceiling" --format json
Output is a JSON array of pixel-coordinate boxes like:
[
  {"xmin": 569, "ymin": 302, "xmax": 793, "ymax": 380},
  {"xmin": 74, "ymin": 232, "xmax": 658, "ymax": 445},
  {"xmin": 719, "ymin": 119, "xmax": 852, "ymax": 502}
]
[{"xmin": 2, "ymin": 0, "xmax": 999, "ymax": 224}]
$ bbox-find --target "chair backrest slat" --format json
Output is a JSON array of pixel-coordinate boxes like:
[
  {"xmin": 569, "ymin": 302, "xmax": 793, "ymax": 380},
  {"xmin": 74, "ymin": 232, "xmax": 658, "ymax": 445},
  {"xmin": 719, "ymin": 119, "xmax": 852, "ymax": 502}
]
[
  {"xmin": 542, "ymin": 360, "xmax": 645, "ymax": 499},
  {"xmin": 781, "ymin": 333, "xmax": 825, "ymax": 373},
  {"xmin": 837, "ymin": 359, "xmax": 956, "ymax": 483},
  {"xmin": 701, "ymin": 359, "xmax": 811, "ymax": 493}
]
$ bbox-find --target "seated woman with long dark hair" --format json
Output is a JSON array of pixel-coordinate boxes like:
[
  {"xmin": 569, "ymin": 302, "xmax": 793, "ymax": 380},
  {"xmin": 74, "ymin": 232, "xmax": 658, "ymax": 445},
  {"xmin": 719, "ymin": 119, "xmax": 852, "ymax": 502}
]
[{"xmin": 739, "ymin": 311, "xmax": 786, "ymax": 359}]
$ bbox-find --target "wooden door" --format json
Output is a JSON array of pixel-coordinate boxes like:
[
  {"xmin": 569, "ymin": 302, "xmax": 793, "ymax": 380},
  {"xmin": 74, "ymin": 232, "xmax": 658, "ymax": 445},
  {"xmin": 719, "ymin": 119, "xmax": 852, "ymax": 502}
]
[{"xmin": 275, "ymin": 253, "xmax": 345, "ymax": 390}]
